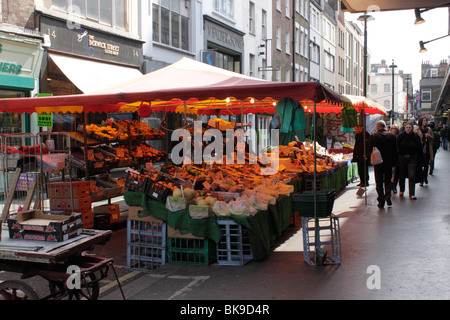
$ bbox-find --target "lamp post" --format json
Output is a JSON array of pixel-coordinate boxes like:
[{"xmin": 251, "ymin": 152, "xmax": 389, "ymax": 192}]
[
  {"xmin": 389, "ymin": 60, "xmax": 398, "ymax": 126},
  {"xmin": 357, "ymin": 13, "xmax": 374, "ymax": 97},
  {"xmin": 405, "ymin": 76, "xmax": 411, "ymax": 118}
]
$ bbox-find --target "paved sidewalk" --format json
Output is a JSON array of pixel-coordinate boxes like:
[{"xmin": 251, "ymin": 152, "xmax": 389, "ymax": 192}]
[{"xmin": 99, "ymin": 148, "xmax": 450, "ymax": 301}]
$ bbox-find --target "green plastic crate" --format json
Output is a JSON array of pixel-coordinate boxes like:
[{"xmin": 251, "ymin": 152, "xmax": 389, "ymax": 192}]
[
  {"xmin": 293, "ymin": 189, "xmax": 336, "ymax": 218},
  {"xmin": 167, "ymin": 237, "xmax": 217, "ymax": 266}
]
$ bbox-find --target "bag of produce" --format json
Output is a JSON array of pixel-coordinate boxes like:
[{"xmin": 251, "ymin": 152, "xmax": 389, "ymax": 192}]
[{"xmin": 212, "ymin": 201, "xmax": 231, "ymax": 216}]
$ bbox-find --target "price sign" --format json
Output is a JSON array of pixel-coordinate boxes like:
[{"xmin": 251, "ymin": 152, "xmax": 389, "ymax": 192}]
[
  {"xmin": 37, "ymin": 113, "xmax": 53, "ymax": 128},
  {"xmin": 145, "ymin": 162, "xmax": 154, "ymax": 171}
]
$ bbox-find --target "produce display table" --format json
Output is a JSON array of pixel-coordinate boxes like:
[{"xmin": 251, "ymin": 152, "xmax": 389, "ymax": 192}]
[{"xmin": 124, "ymin": 181, "xmax": 298, "ymax": 261}]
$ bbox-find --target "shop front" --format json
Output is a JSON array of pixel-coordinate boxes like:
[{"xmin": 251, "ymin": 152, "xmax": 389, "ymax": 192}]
[
  {"xmin": 0, "ymin": 31, "xmax": 44, "ymax": 135},
  {"xmin": 203, "ymin": 15, "xmax": 244, "ymax": 74},
  {"xmin": 39, "ymin": 15, "xmax": 144, "ymax": 130},
  {"xmin": 0, "ymin": 31, "xmax": 44, "ymax": 196}
]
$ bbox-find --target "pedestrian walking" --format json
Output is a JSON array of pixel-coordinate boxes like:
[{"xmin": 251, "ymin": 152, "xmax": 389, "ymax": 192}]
[
  {"xmin": 390, "ymin": 125, "xmax": 400, "ymax": 193},
  {"xmin": 428, "ymin": 122, "xmax": 440, "ymax": 175},
  {"xmin": 353, "ymin": 124, "xmax": 373, "ymax": 187},
  {"xmin": 397, "ymin": 122, "xmax": 422, "ymax": 200},
  {"xmin": 414, "ymin": 117, "xmax": 434, "ymax": 186},
  {"xmin": 441, "ymin": 124, "xmax": 448, "ymax": 150},
  {"xmin": 372, "ymin": 120, "xmax": 397, "ymax": 208}
]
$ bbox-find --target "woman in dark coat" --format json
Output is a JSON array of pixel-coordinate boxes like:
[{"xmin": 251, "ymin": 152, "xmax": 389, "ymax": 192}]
[
  {"xmin": 353, "ymin": 124, "xmax": 373, "ymax": 187},
  {"xmin": 414, "ymin": 117, "xmax": 434, "ymax": 186},
  {"xmin": 390, "ymin": 125, "xmax": 400, "ymax": 193},
  {"xmin": 397, "ymin": 122, "xmax": 422, "ymax": 199}
]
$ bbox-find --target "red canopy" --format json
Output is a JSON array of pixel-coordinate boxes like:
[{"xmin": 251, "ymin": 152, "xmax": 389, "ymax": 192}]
[{"xmin": 0, "ymin": 58, "xmax": 346, "ymax": 115}]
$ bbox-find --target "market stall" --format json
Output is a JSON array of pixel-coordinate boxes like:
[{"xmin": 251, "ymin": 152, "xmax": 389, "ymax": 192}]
[{"xmin": 0, "ymin": 58, "xmax": 357, "ymax": 268}]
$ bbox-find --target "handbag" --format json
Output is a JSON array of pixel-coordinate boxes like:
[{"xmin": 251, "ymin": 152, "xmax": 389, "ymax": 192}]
[{"xmin": 370, "ymin": 147, "xmax": 383, "ymax": 165}]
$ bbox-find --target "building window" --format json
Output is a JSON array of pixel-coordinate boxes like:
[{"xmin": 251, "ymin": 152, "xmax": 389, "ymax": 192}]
[
  {"xmin": 276, "ymin": 26, "xmax": 281, "ymax": 50},
  {"xmin": 384, "ymin": 100, "xmax": 390, "ymax": 108},
  {"xmin": 285, "ymin": 69, "xmax": 291, "ymax": 82},
  {"xmin": 276, "ymin": 0, "xmax": 281, "ymax": 12},
  {"xmin": 153, "ymin": 1, "xmax": 189, "ymax": 51},
  {"xmin": 371, "ymin": 84, "xmax": 377, "ymax": 93},
  {"xmin": 430, "ymin": 68, "xmax": 438, "ymax": 78},
  {"xmin": 249, "ymin": 54, "xmax": 255, "ymax": 77},
  {"xmin": 52, "ymin": 0, "xmax": 126, "ymax": 30},
  {"xmin": 214, "ymin": 0, "xmax": 234, "ymax": 19},
  {"xmin": 286, "ymin": 0, "xmax": 290, "ymax": 18},
  {"xmin": 261, "ymin": 10, "xmax": 267, "ymax": 40},
  {"xmin": 421, "ymin": 89, "xmax": 432, "ymax": 101},
  {"xmin": 384, "ymin": 83, "xmax": 390, "ymax": 93},
  {"xmin": 249, "ymin": 2, "xmax": 255, "ymax": 35},
  {"xmin": 324, "ymin": 51, "xmax": 334, "ymax": 72},
  {"xmin": 285, "ymin": 31, "xmax": 290, "ymax": 54}
]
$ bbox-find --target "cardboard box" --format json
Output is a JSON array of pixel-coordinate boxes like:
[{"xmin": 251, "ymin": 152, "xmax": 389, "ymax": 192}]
[
  {"xmin": 47, "ymin": 181, "xmax": 90, "ymax": 199},
  {"xmin": 81, "ymin": 210, "xmax": 94, "ymax": 229},
  {"xmin": 189, "ymin": 205, "xmax": 213, "ymax": 219},
  {"xmin": 7, "ymin": 210, "xmax": 82, "ymax": 233},
  {"xmin": 127, "ymin": 206, "xmax": 164, "ymax": 223},
  {"xmin": 94, "ymin": 204, "xmax": 121, "ymax": 224},
  {"xmin": 50, "ymin": 196, "xmax": 92, "ymax": 211},
  {"xmin": 8, "ymin": 227, "xmax": 82, "ymax": 242},
  {"xmin": 167, "ymin": 224, "xmax": 204, "ymax": 240},
  {"xmin": 7, "ymin": 210, "xmax": 83, "ymax": 242}
]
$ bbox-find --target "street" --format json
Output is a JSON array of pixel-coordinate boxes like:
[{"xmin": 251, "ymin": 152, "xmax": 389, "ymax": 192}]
[{"xmin": 1, "ymin": 147, "xmax": 449, "ymax": 306}]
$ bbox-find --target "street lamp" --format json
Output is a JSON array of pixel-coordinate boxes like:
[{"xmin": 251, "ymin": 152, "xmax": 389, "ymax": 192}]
[
  {"xmin": 389, "ymin": 60, "xmax": 398, "ymax": 126},
  {"xmin": 405, "ymin": 76, "xmax": 411, "ymax": 117},
  {"xmin": 357, "ymin": 13, "xmax": 374, "ymax": 97},
  {"xmin": 419, "ymin": 34, "xmax": 450, "ymax": 53}
]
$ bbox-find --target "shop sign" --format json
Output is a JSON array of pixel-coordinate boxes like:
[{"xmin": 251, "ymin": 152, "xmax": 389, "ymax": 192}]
[
  {"xmin": 204, "ymin": 17, "xmax": 245, "ymax": 53},
  {"xmin": 16, "ymin": 174, "xmax": 36, "ymax": 192},
  {"xmin": 40, "ymin": 15, "xmax": 143, "ymax": 67},
  {"xmin": 0, "ymin": 43, "xmax": 23, "ymax": 75},
  {"xmin": 37, "ymin": 113, "xmax": 53, "ymax": 128}
]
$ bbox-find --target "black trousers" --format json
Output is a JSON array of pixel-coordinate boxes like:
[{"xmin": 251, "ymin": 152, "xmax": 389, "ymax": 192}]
[
  {"xmin": 374, "ymin": 163, "xmax": 393, "ymax": 206},
  {"xmin": 429, "ymin": 147, "xmax": 438, "ymax": 173},
  {"xmin": 357, "ymin": 158, "xmax": 370, "ymax": 185},
  {"xmin": 398, "ymin": 154, "xmax": 417, "ymax": 196}
]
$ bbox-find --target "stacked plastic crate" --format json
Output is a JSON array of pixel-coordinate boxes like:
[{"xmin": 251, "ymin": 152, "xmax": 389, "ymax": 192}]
[
  {"xmin": 126, "ymin": 207, "xmax": 167, "ymax": 272},
  {"xmin": 216, "ymin": 219, "xmax": 253, "ymax": 266},
  {"xmin": 301, "ymin": 215, "xmax": 341, "ymax": 266}
]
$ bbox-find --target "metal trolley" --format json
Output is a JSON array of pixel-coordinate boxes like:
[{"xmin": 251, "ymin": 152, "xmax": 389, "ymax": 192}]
[{"xmin": 0, "ymin": 229, "xmax": 125, "ymax": 300}]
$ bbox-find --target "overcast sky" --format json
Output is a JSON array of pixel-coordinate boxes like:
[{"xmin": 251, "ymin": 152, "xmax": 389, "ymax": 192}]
[{"xmin": 346, "ymin": 7, "xmax": 450, "ymax": 91}]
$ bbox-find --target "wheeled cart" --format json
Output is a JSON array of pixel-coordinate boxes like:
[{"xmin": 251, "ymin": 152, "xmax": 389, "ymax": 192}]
[{"xmin": 0, "ymin": 228, "xmax": 125, "ymax": 300}]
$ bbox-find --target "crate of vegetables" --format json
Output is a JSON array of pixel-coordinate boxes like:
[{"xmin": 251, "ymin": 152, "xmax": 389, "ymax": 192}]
[
  {"xmin": 145, "ymin": 180, "xmax": 171, "ymax": 203},
  {"xmin": 69, "ymin": 147, "xmax": 105, "ymax": 172},
  {"xmin": 125, "ymin": 171, "xmax": 149, "ymax": 193}
]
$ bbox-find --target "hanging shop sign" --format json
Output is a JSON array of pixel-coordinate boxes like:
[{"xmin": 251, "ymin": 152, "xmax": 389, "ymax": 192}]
[
  {"xmin": 0, "ymin": 32, "xmax": 44, "ymax": 91},
  {"xmin": 40, "ymin": 15, "xmax": 143, "ymax": 67},
  {"xmin": 0, "ymin": 44, "xmax": 23, "ymax": 75},
  {"xmin": 204, "ymin": 16, "xmax": 245, "ymax": 54},
  {"xmin": 37, "ymin": 113, "xmax": 53, "ymax": 128}
]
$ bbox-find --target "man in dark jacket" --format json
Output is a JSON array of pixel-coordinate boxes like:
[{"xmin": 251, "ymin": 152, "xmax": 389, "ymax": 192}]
[
  {"xmin": 429, "ymin": 122, "xmax": 440, "ymax": 175},
  {"xmin": 441, "ymin": 124, "xmax": 448, "ymax": 150},
  {"xmin": 372, "ymin": 120, "xmax": 398, "ymax": 208},
  {"xmin": 353, "ymin": 124, "xmax": 373, "ymax": 187}
]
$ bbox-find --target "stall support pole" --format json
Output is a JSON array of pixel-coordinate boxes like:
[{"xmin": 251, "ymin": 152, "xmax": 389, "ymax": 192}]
[{"xmin": 313, "ymin": 102, "xmax": 320, "ymax": 264}]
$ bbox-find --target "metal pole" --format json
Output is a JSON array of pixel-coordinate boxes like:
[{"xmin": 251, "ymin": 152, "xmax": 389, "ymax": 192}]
[{"xmin": 390, "ymin": 60, "xmax": 397, "ymax": 126}]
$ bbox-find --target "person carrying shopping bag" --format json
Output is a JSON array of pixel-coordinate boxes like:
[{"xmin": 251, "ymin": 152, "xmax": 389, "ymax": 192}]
[
  {"xmin": 397, "ymin": 122, "xmax": 422, "ymax": 200},
  {"xmin": 372, "ymin": 120, "xmax": 397, "ymax": 208}
]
